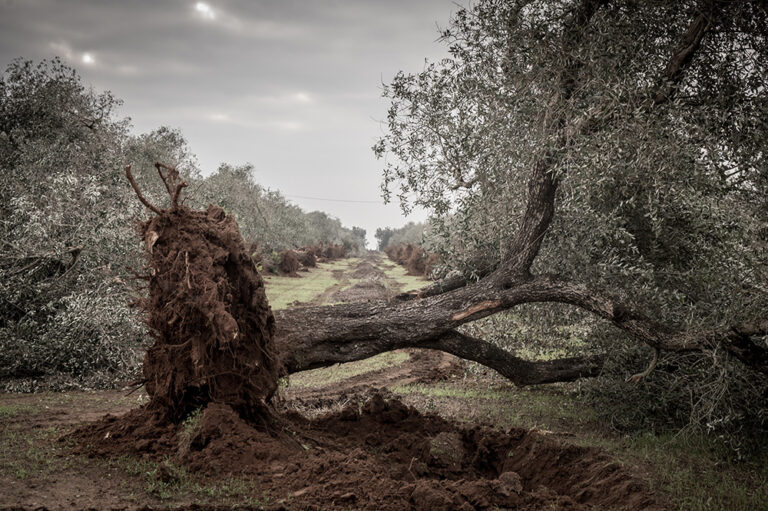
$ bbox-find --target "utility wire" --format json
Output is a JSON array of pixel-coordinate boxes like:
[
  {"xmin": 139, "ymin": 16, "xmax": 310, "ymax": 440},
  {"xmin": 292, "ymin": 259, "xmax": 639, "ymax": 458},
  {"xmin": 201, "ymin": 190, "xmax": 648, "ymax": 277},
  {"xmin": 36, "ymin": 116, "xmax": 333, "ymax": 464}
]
[{"xmin": 285, "ymin": 194, "xmax": 382, "ymax": 204}]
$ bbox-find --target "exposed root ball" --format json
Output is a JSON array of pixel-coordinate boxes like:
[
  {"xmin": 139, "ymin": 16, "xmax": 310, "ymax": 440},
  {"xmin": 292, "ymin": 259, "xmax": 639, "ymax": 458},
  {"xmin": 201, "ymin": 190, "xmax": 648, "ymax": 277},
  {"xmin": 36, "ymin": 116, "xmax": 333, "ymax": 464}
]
[
  {"xmin": 295, "ymin": 249, "xmax": 317, "ymax": 268},
  {"xmin": 137, "ymin": 204, "xmax": 278, "ymax": 422},
  {"xmin": 279, "ymin": 249, "xmax": 301, "ymax": 276},
  {"xmin": 385, "ymin": 243, "xmax": 434, "ymax": 276}
]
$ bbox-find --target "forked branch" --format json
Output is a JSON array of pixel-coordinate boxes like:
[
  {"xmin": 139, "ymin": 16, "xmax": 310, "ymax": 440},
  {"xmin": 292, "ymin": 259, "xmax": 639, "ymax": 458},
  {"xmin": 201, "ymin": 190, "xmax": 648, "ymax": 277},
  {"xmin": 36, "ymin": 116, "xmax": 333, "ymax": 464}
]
[
  {"xmin": 126, "ymin": 163, "xmax": 189, "ymax": 213},
  {"xmin": 125, "ymin": 165, "xmax": 162, "ymax": 214}
]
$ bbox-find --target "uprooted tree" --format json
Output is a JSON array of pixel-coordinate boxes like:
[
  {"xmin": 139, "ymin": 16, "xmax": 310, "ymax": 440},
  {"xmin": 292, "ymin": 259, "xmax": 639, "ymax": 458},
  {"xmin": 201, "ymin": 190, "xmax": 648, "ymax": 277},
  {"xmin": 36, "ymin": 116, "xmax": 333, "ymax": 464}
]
[
  {"xmin": 273, "ymin": 0, "xmax": 768, "ymax": 386},
  {"xmin": 126, "ymin": 163, "xmax": 279, "ymax": 422}
]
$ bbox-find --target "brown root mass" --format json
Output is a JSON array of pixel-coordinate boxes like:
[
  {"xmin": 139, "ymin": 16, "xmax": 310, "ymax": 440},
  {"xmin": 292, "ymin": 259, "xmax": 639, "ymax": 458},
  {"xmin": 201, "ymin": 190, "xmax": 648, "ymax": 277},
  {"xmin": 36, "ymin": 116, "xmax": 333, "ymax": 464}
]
[
  {"xmin": 278, "ymin": 249, "xmax": 301, "ymax": 276},
  {"xmin": 73, "ymin": 394, "xmax": 662, "ymax": 511},
  {"xmin": 295, "ymin": 249, "xmax": 317, "ymax": 268},
  {"xmin": 385, "ymin": 243, "xmax": 437, "ymax": 277},
  {"xmin": 130, "ymin": 165, "xmax": 278, "ymax": 422},
  {"xmin": 320, "ymin": 243, "xmax": 348, "ymax": 260}
]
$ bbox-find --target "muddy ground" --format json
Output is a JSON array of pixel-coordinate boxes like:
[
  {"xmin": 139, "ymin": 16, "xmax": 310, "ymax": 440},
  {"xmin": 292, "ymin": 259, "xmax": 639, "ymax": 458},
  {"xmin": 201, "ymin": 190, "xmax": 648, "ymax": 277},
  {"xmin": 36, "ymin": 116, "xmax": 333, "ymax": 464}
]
[{"xmin": 1, "ymin": 254, "xmax": 762, "ymax": 510}]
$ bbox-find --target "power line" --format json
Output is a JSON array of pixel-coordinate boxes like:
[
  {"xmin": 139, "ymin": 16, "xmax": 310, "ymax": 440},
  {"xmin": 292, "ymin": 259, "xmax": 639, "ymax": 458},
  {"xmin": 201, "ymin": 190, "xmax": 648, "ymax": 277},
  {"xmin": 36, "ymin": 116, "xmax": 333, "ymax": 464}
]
[{"xmin": 285, "ymin": 194, "xmax": 382, "ymax": 204}]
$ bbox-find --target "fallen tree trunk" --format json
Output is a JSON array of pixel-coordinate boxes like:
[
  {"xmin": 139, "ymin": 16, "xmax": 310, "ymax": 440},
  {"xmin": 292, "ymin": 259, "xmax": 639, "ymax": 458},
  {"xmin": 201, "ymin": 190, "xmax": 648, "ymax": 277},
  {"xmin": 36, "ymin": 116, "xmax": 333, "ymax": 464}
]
[{"xmin": 273, "ymin": 272, "xmax": 768, "ymax": 385}]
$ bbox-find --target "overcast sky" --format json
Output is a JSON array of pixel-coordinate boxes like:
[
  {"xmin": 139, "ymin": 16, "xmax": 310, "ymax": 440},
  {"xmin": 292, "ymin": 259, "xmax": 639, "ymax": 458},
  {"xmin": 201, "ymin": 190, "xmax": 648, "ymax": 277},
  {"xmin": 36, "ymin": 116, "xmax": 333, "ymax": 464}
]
[{"xmin": 0, "ymin": 0, "xmax": 460, "ymax": 246}]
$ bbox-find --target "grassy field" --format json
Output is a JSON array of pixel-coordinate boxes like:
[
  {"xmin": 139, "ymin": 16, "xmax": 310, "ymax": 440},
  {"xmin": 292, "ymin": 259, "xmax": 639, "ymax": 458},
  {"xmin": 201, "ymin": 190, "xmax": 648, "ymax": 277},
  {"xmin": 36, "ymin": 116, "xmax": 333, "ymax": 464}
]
[{"xmin": 262, "ymin": 256, "xmax": 426, "ymax": 309}]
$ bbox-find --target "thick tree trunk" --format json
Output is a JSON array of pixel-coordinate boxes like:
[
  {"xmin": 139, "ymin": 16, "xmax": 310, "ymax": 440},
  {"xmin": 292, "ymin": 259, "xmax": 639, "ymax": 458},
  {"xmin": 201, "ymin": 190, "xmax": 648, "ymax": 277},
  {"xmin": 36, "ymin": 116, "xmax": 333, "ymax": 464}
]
[{"xmin": 274, "ymin": 273, "xmax": 768, "ymax": 383}]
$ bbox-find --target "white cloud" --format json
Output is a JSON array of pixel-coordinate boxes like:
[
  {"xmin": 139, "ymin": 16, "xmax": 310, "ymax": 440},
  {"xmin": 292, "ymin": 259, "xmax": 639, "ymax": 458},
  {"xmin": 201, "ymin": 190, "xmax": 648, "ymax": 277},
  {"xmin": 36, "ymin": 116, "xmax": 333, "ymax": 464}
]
[
  {"xmin": 194, "ymin": 2, "xmax": 215, "ymax": 20},
  {"xmin": 293, "ymin": 92, "xmax": 312, "ymax": 103}
]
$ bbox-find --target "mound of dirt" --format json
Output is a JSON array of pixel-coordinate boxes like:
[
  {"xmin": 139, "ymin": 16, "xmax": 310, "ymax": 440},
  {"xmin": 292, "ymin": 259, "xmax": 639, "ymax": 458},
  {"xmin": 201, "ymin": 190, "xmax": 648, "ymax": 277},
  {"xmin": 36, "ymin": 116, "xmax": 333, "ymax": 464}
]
[
  {"xmin": 127, "ymin": 165, "xmax": 279, "ymax": 422},
  {"xmin": 350, "ymin": 260, "xmax": 388, "ymax": 280},
  {"xmin": 330, "ymin": 280, "xmax": 392, "ymax": 303},
  {"xmin": 73, "ymin": 394, "xmax": 662, "ymax": 511}
]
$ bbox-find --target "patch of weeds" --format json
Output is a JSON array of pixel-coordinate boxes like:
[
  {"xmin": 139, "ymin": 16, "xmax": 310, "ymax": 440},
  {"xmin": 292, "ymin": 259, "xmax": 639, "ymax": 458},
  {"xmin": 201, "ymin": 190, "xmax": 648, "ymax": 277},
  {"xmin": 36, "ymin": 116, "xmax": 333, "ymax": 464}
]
[
  {"xmin": 191, "ymin": 475, "xmax": 262, "ymax": 500},
  {"xmin": 0, "ymin": 424, "xmax": 68, "ymax": 480},
  {"xmin": 111, "ymin": 455, "xmax": 266, "ymax": 505},
  {"xmin": 0, "ymin": 403, "xmax": 37, "ymax": 417},
  {"xmin": 180, "ymin": 408, "xmax": 202, "ymax": 440},
  {"xmin": 289, "ymin": 351, "xmax": 410, "ymax": 388}
]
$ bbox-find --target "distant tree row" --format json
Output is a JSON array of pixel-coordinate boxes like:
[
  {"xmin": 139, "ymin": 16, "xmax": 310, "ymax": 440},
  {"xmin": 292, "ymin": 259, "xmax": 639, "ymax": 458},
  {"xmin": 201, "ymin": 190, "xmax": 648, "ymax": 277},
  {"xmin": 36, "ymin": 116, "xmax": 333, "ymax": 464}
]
[
  {"xmin": 0, "ymin": 58, "xmax": 364, "ymax": 390},
  {"xmin": 374, "ymin": 221, "xmax": 425, "ymax": 251}
]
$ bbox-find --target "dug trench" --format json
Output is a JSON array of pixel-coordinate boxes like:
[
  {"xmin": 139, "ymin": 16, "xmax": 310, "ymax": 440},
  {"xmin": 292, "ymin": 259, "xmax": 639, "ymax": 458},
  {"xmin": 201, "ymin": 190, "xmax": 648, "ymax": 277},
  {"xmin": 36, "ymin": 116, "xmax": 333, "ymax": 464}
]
[{"xmin": 67, "ymin": 166, "xmax": 663, "ymax": 510}]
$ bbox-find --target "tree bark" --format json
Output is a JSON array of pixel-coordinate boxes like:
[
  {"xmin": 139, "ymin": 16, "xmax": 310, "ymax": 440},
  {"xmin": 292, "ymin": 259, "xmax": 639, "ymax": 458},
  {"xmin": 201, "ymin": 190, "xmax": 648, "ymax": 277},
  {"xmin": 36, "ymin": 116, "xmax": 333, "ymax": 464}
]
[{"xmin": 274, "ymin": 273, "xmax": 768, "ymax": 382}]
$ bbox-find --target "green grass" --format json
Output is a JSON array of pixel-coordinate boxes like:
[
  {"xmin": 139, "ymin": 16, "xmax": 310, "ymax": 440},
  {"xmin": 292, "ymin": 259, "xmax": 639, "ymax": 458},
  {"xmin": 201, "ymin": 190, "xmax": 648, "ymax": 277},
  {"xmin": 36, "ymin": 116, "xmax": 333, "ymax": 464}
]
[
  {"xmin": 378, "ymin": 259, "xmax": 428, "ymax": 292},
  {"xmin": 0, "ymin": 424, "xmax": 71, "ymax": 481},
  {"xmin": 619, "ymin": 433, "xmax": 768, "ymax": 511},
  {"xmin": 0, "ymin": 403, "xmax": 37, "ymax": 417},
  {"xmin": 179, "ymin": 407, "xmax": 203, "ymax": 440},
  {"xmin": 288, "ymin": 351, "xmax": 411, "ymax": 388},
  {"xmin": 392, "ymin": 381, "xmax": 596, "ymax": 431},
  {"xmin": 111, "ymin": 455, "xmax": 269, "ymax": 505},
  {"xmin": 263, "ymin": 258, "xmax": 355, "ymax": 309}
]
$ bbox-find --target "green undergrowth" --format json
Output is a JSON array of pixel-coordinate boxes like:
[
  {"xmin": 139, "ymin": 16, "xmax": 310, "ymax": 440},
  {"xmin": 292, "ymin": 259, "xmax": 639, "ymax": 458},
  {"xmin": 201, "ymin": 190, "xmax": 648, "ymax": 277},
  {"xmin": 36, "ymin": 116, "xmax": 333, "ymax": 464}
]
[{"xmin": 287, "ymin": 351, "xmax": 411, "ymax": 389}]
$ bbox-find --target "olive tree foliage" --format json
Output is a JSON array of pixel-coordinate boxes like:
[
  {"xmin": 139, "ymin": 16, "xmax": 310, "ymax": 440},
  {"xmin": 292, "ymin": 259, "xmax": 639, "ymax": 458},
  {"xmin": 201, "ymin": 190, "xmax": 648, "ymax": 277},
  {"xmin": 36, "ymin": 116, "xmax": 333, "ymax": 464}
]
[
  {"xmin": 196, "ymin": 163, "xmax": 367, "ymax": 253},
  {"xmin": 0, "ymin": 58, "xmax": 142, "ymax": 389},
  {"xmin": 375, "ymin": 0, "xmax": 768, "ymax": 438},
  {"xmin": 374, "ymin": 221, "xmax": 426, "ymax": 251}
]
